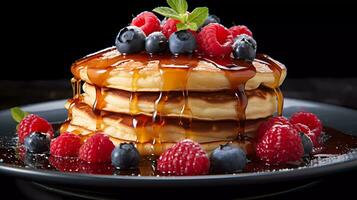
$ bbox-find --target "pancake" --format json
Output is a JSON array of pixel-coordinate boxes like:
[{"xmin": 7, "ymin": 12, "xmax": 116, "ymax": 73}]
[
  {"xmin": 63, "ymin": 102, "xmax": 264, "ymax": 143},
  {"xmin": 82, "ymin": 83, "xmax": 277, "ymax": 120},
  {"xmin": 63, "ymin": 123, "xmax": 254, "ymax": 156},
  {"xmin": 71, "ymin": 47, "xmax": 286, "ymax": 92},
  {"xmin": 62, "ymin": 47, "xmax": 286, "ymax": 157}
]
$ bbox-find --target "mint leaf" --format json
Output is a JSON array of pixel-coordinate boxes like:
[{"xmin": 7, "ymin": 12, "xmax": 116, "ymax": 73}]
[
  {"xmin": 167, "ymin": 0, "xmax": 188, "ymax": 14},
  {"xmin": 153, "ymin": 7, "xmax": 182, "ymax": 21},
  {"xmin": 10, "ymin": 107, "xmax": 28, "ymax": 123},
  {"xmin": 177, "ymin": 22, "xmax": 198, "ymax": 31},
  {"xmin": 187, "ymin": 7, "xmax": 209, "ymax": 28},
  {"xmin": 176, "ymin": 23, "xmax": 188, "ymax": 31}
]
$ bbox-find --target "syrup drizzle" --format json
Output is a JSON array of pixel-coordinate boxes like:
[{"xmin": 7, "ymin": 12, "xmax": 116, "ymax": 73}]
[
  {"xmin": 130, "ymin": 63, "xmax": 147, "ymax": 143},
  {"xmin": 256, "ymin": 54, "xmax": 284, "ymax": 116},
  {"xmin": 203, "ymin": 58, "xmax": 256, "ymax": 136},
  {"xmin": 66, "ymin": 47, "xmax": 285, "ymax": 148}
]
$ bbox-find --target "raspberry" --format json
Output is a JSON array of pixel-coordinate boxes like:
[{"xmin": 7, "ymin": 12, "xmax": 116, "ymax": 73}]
[
  {"xmin": 197, "ymin": 23, "xmax": 233, "ymax": 57},
  {"xmin": 79, "ymin": 133, "xmax": 115, "ymax": 163},
  {"xmin": 229, "ymin": 25, "xmax": 253, "ymax": 38},
  {"xmin": 17, "ymin": 114, "xmax": 54, "ymax": 143},
  {"xmin": 290, "ymin": 112, "xmax": 322, "ymax": 137},
  {"xmin": 50, "ymin": 132, "xmax": 81, "ymax": 157},
  {"xmin": 131, "ymin": 11, "xmax": 161, "ymax": 36},
  {"xmin": 293, "ymin": 123, "xmax": 319, "ymax": 147},
  {"xmin": 161, "ymin": 18, "xmax": 180, "ymax": 38},
  {"xmin": 256, "ymin": 124, "xmax": 304, "ymax": 165},
  {"xmin": 49, "ymin": 156, "xmax": 80, "ymax": 173},
  {"xmin": 157, "ymin": 139, "xmax": 210, "ymax": 176},
  {"xmin": 257, "ymin": 116, "xmax": 291, "ymax": 141}
]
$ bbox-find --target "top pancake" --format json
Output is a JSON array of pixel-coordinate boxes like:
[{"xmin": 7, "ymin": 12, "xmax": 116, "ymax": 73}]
[{"xmin": 72, "ymin": 47, "xmax": 286, "ymax": 92}]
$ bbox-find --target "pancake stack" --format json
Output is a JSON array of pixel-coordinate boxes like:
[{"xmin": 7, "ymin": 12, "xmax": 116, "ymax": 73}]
[{"xmin": 61, "ymin": 47, "xmax": 286, "ymax": 156}]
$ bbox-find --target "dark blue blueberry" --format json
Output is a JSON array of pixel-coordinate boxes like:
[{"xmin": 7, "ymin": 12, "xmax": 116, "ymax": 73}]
[
  {"xmin": 232, "ymin": 34, "xmax": 257, "ymax": 61},
  {"xmin": 169, "ymin": 30, "xmax": 197, "ymax": 55},
  {"xmin": 24, "ymin": 132, "xmax": 50, "ymax": 154},
  {"xmin": 202, "ymin": 15, "xmax": 221, "ymax": 27},
  {"xmin": 300, "ymin": 132, "xmax": 313, "ymax": 156},
  {"xmin": 115, "ymin": 26, "xmax": 146, "ymax": 54},
  {"xmin": 111, "ymin": 143, "xmax": 140, "ymax": 169},
  {"xmin": 24, "ymin": 152, "xmax": 49, "ymax": 168},
  {"xmin": 210, "ymin": 144, "xmax": 247, "ymax": 174},
  {"xmin": 145, "ymin": 32, "xmax": 168, "ymax": 54}
]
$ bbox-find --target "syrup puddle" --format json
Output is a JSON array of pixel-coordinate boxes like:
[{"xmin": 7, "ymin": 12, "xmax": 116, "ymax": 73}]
[{"xmin": 1, "ymin": 126, "xmax": 357, "ymax": 176}]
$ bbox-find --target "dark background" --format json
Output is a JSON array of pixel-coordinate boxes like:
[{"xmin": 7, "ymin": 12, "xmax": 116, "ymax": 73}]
[
  {"xmin": 1, "ymin": 1, "xmax": 357, "ymax": 199},
  {"xmin": 2, "ymin": 1, "xmax": 357, "ymax": 80},
  {"xmin": 1, "ymin": 0, "xmax": 357, "ymax": 109}
]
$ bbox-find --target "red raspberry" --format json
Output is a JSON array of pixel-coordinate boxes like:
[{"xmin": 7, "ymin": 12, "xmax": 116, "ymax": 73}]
[
  {"xmin": 290, "ymin": 112, "xmax": 322, "ymax": 137},
  {"xmin": 50, "ymin": 132, "xmax": 81, "ymax": 157},
  {"xmin": 293, "ymin": 123, "xmax": 319, "ymax": 147},
  {"xmin": 131, "ymin": 11, "xmax": 161, "ymax": 36},
  {"xmin": 79, "ymin": 133, "xmax": 115, "ymax": 163},
  {"xmin": 49, "ymin": 156, "xmax": 80, "ymax": 173},
  {"xmin": 157, "ymin": 139, "xmax": 210, "ymax": 176},
  {"xmin": 229, "ymin": 25, "xmax": 253, "ymax": 38},
  {"xmin": 17, "ymin": 114, "xmax": 54, "ymax": 143},
  {"xmin": 197, "ymin": 23, "xmax": 233, "ymax": 57},
  {"xmin": 256, "ymin": 124, "xmax": 304, "ymax": 165},
  {"xmin": 161, "ymin": 18, "xmax": 180, "ymax": 38},
  {"xmin": 257, "ymin": 116, "xmax": 291, "ymax": 141}
]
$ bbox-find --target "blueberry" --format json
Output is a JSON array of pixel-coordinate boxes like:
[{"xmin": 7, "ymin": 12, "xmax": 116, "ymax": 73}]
[
  {"xmin": 300, "ymin": 132, "xmax": 313, "ymax": 156},
  {"xmin": 111, "ymin": 143, "xmax": 140, "ymax": 169},
  {"xmin": 24, "ymin": 152, "xmax": 49, "ymax": 168},
  {"xmin": 210, "ymin": 144, "xmax": 247, "ymax": 174},
  {"xmin": 145, "ymin": 32, "xmax": 168, "ymax": 54},
  {"xmin": 169, "ymin": 30, "xmax": 197, "ymax": 55},
  {"xmin": 232, "ymin": 34, "xmax": 257, "ymax": 61},
  {"xmin": 115, "ymin": 26, "xmax": 146, "ymax": 54},
  {"xmin": 202, "ymin": 15, "xmax": 221, "ymax": 27},
  {"xmin": 24, "ymin": 132, "xmax": 50, "ymax": 154}
]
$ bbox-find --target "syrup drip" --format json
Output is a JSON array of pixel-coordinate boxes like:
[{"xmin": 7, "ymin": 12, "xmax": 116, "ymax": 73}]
[
  {"xmin": 130, "ymin": 65, "xmax": 148, "ymax": 143},
  {"xmin": 152, "ymin": 91, "xmax": 167, "ymax": 155},
  {"xmin": 274, "ymin": 88, "xmax": 284, "ymax": 116},
  {"xmin": 60, "ymin": 78, "xmax": 82, "ymax": 133},
  {"xmin": 256, "ymin": 54, "xmax": 284, "ymax": 116},
  {"xmin": 67, "ymin": 48, "xmax": 285, "ymax": 148},
  {"xmin": 203, "ymin": 58, "xmax": 256, "ymax": 137},
  {"xmin": 153, "ymin": 55, "xmax": 197, "ymax": 151},
  {"xmin": 92, "ymin": 87, "xmax": 106, "ymax": 130}
]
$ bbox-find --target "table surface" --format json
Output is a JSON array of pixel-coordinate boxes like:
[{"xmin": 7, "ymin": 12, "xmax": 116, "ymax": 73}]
[{"xmin": 0, "ymin": 78, "xmax": 356, "ymax": 199}]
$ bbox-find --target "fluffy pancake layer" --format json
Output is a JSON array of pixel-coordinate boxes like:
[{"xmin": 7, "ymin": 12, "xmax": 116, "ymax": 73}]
[
  {"xmin": 64, "ymin": 102, "xmax": 264, "ymax": 144},
  {"xmin": 63, "ymin": 48, "xmax": 286, "ymax": 156},
  {"xmin": 72, "ymin": 47, "xmax": 286, "ymax": 92},
  {"xmin": 63, "ymin": 123, "xmax": 254, "ymax": 156},
  {"xmin": 82, "ymin": 83, "xmax": 277, "ymax": 120}
]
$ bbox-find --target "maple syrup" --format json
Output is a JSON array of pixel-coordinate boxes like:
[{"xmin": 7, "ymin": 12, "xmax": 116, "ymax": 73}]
[
  {"xmin": 64, "ymin": 48, "xmax": 288, "ymax": 154},
  {"xmin": 256, "ymin": 54, "xmax": 285, "ymax": 116}
]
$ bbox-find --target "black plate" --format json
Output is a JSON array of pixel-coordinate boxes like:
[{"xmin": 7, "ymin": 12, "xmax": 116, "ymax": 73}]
[{"xmin": 1, "ymin": 99, "xmax": 357, "ymax": 199}]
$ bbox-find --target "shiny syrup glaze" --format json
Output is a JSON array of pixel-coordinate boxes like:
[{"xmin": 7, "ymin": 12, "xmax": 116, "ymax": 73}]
[
  {"xmin": 1, "ymin": 127, "xmax": 357, "ymax": 175},
  {"xmin": 63, "ymin": 47, "xmax": 282, "ymax": 147}
]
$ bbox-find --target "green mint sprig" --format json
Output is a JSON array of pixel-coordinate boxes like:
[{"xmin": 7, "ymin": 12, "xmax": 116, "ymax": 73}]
[
  {"xmin": 10, "ymin": 107, "xmax": 29, "ymax": 123},
  {"xmin": 153, "ymin": 0, "xmax": 208, "ymax": 31}
]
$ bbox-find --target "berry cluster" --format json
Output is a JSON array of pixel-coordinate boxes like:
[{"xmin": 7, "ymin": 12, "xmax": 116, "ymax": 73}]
[
  {"xmin": 115, "ymin": 0, "xmax": 256, "ymax": 61},
  {"xmin": 12, "ymin": 107, "xmax": 141, "ymax": 169},
  {"xmin": 256, "ymin": 112, "xmax": 323, "ymax": 165},
  {"xmin": 11, "ymin": 107, "xmax": 324, "ymax": 175}
]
